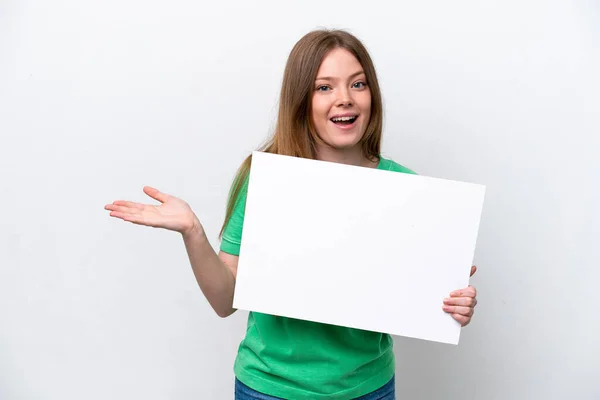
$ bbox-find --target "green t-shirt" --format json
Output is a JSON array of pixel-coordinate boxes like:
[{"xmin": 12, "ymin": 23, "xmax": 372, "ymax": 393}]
[{"xmin": 220, "ymin": 156, "xmax": 416, "ymax": 399}]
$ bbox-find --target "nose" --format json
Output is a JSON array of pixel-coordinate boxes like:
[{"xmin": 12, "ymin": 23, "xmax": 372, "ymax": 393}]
[{"xmin": 336, "ymin": 87, "xmax": 353, "ymax": 107}]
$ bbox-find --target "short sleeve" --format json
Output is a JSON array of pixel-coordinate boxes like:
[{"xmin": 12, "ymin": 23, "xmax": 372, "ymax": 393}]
[
  {"xmin": 219, "ymin": 178, "xmax": 248, "ymax": 256},
  {"xmin": 398, "ymin": 166, "xmax": 417, "ymax": 175},
  {"xmin": 379, "ymin": 157, "xmax": 418, "ymax": 175}
]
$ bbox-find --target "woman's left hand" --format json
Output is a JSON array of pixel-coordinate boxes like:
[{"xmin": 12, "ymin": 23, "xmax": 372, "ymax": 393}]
[{"xmin": 443, "ymin": 265, "xmax": 478, "ymax": 327}]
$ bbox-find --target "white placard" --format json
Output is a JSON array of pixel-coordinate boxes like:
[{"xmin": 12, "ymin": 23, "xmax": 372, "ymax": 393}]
[{"xmin": 232, "ymin": 151, "xmax": 485, "ymax": 345}]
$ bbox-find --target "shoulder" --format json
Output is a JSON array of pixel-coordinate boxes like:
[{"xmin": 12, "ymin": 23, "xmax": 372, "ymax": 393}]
[{"xmin": 378, "ymin": 156, "xmax": 418, "ymax": 175}]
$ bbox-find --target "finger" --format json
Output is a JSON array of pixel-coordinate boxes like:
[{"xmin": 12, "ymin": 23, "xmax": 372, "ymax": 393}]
[
  {"xmin": 110, "ymin": 200, "xmax": 145, "ymax": 210},
  {"xmin": 105, "ymin": 204, "xmax": 140, "ymax": 214},
  {"xmin": 443, "ymin": 297, "xmax": 477, "ymax": 307},
  {"xmin": 450, "ymin": 286, "xmax": 477, "ymax": 298},
  {"xmin": 442, "ymin": 305, "xmax": 473, "ymax": 316},
  {"xmin": 108, "ymin": 211, "xmax": 136, "ymax": 221},
  {"xmin": 143, "ymin": 186, "xmax": 169, "ymax": 203},
  {"xmin": 470, "ymin": 265, "xmax": 477, "ymax": 277},
  {"xmin": 451, "ymin": 313, "xmax": 471, "ymax": 327},
  {"xmin": 470, "ymin": 285, "xmax": 477, "ymax": 297},
  {"xmin": 109, "ymin": 211, "xmax": 152, "ymax": 226}
]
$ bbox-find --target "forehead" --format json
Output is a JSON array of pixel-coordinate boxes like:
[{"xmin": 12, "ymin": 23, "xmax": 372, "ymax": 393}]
[{"xmin": 316, "ymin": 48, "xmax": 363, "ymax": 77}]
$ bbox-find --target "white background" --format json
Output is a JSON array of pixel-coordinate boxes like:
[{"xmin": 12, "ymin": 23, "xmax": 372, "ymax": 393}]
[{"xmin": 1, "ymin": 0, "xmax": 598, "ymax": 399}]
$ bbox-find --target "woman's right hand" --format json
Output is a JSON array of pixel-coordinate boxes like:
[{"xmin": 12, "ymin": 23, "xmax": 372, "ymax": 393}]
[{"xmin": 104, "ymin": 186, "xmax": 201, "ymax": 236}]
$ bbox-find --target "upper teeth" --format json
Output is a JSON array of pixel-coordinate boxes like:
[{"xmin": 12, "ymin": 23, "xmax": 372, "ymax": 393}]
[{"xmin": 332, "ymin": 116, "xmax": 356, "ymax": 121}]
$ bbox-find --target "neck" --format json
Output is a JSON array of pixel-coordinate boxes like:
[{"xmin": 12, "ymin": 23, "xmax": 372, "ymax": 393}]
[{"xmin": 315, "ymin": 145, "xmax": 379, "ymax": 168}]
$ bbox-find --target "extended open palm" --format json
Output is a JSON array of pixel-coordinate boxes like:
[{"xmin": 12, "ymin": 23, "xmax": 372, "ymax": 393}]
[{"xmin": 104, "ymin": 186, "xmax": 199, "ymax": 235}]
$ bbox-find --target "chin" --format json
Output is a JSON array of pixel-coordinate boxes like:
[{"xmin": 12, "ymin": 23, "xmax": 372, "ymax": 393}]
[{"xmin": 324, "ymin": 131, "xmax": 364, "ymax": 149}]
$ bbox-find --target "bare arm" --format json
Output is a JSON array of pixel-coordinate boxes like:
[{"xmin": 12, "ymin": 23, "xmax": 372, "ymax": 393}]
[
  {"xmin": 182, "ymin": 221, "xmax": 239, "ymax": 318},
  {"xmin": 105, "ymin": 186, "xmax": 240, "ymax": 318}
]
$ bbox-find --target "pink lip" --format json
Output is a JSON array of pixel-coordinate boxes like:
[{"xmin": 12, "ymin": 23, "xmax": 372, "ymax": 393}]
[{"xmin": 329, "ymin": 115, "xmax": 359, "ymax": 131}]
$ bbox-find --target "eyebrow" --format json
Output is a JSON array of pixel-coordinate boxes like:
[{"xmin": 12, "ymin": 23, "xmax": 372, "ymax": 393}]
[{"xmin": 315, "ymin": 70, "xmax": 365, "ymax": 81}]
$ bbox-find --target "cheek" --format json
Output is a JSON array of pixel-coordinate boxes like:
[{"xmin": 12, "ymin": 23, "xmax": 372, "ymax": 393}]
[
  {"xmin": 311, "ymin": 97, "xmax": 329, "ymax": 122},
  {"xmin": 359, "ymin": 98, "xmax": 372, "ymax": 126},
  {"xmin": 361, "ymin": 92, "xmax": 372, "ymax": 116}
]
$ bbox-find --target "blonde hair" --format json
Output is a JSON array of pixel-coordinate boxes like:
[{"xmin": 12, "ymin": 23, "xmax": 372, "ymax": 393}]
[{"xmin": 220, "ymin": 29, "xmax": 384, "ymax": 237}]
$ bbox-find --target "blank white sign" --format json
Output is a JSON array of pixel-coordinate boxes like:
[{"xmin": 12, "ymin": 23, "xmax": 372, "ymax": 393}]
[{"xmin": 233, "ymin": 151, "xmax": 486, "ymax": 345}]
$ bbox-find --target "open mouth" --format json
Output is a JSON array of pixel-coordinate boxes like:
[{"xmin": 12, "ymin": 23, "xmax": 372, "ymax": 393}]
[{"xmin": 330, "ymin": 115, "xmax": 358, "ymax": 126}]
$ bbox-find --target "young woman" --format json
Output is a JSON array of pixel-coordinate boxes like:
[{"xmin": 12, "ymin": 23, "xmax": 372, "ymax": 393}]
[{"xmin": 105, "ymin": 29, "xmax": 478, "ymax": 400}]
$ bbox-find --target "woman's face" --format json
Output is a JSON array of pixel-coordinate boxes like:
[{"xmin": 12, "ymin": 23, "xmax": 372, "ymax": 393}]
[{"xmin": 311, "ymin": 48, "xmax": 372, "ymax": 152}]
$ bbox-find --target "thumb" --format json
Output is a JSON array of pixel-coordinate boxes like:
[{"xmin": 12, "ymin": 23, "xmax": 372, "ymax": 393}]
[
  {"xmin": 143, "ymin": 186, "xmax": 169, "ymax": 203},
  {"xmin": 470, "ymin": 265, "xmax": 477, "ymax": 277}
]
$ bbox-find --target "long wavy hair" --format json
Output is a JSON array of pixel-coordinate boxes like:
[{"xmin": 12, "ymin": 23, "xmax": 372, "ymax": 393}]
[{"xmin": 219, "ymin": 29, "xmax": 384, "ymax": 237}]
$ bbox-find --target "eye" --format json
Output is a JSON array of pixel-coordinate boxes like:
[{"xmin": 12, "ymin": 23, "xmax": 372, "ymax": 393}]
[
  {"xmin": 352, "ymin": 81, "xmax": 367, "ymax": 89},
  {"xmin": 316, "ymin": 85, "xmax": 330, "ymax": 92}
]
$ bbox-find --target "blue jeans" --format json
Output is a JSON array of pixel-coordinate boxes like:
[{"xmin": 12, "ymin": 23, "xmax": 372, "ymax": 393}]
[{"xmin": 235, "ymin": 375, "xmax": 395, "ymax": 399}]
